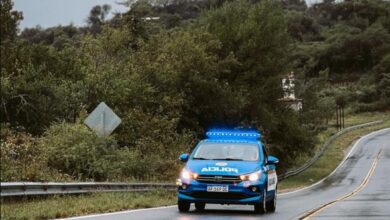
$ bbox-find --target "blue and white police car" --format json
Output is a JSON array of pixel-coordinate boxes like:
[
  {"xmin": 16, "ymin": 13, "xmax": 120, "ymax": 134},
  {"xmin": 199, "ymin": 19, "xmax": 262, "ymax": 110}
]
[{"xmin": 176, "ymin": 129, "xmax": 279, "ymax": 213}]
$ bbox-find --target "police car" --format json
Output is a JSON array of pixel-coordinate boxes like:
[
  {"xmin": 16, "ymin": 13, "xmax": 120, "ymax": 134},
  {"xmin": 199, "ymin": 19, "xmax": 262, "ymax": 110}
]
[{"xmin": 176, "ymin": 129, "xmax": 279, "ymax": 213}]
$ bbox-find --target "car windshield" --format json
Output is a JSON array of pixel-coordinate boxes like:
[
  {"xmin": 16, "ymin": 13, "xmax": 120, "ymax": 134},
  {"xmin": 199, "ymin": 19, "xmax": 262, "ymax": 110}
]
[{"xmin": 192, "ymin": 143, "xmax": 259, "ymax": 161}]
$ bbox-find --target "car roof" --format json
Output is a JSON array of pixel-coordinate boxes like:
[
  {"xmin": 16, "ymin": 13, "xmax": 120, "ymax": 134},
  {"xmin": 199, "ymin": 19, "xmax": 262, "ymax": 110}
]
[{"xmin": 200, "ymin": 139, "xmax": 261, "ymax": 145}]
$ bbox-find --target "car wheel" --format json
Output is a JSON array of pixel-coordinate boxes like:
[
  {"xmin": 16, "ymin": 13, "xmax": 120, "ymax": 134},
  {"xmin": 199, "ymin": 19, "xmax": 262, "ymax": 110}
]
[
  {"xmin": 254, "ymin": 189, "xmax": 267, "ymax": 214},
  {"xmin": 266, "ymin": 188, "xmax": 277, "ymax": 212},
  {"xmin": 195, "ymin": 202, "xmax": 205, "ymax": 211},
  {"xmin": 178, "ymin": 200, "xmax": 190, "ymax": 212}
]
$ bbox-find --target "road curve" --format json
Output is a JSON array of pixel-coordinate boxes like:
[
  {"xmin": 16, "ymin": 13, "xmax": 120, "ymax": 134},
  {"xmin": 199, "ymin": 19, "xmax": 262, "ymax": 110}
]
[{"xmin": 64, "ymin": 128, "xmax": 390, "ymax": 220}]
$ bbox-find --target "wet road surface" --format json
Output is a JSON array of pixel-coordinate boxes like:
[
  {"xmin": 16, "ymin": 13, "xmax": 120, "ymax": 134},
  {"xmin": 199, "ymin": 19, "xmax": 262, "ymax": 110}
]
[
  {"xmin": 65, "ymin": 128, "xmax": 390, "ymax": 220},
  {"xmin": 312, "ymin": 129, "xmax": 390, "ymax": 219}
]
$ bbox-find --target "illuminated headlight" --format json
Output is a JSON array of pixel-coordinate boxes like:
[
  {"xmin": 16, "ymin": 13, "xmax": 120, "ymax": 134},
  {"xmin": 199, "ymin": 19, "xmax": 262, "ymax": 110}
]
[
  {"xmin": 181, "ymin": 169, "xmax": 191, "ymax": 180},
  {"xmin": 180, "ymin": 169, "xmax": 198, "ymax": 180},
  {"xmin": 249, "ymin": 172, "xmax": 261, "ymax": 181},
  {"xmin": 240, "ymin": 170, "xmax": 262, "ymax": 182}
]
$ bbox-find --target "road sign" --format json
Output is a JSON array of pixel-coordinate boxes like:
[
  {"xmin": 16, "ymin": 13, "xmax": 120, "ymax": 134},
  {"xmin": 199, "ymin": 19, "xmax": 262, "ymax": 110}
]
[{"xmin": 84, "ymin": 102, "xmax": 121, "ymax": 136}]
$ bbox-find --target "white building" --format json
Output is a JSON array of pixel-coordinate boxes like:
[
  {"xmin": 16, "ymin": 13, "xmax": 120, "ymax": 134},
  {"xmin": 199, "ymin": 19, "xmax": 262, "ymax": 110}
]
[{"xmin": 279, "ymin": 73, "xmax": 303, "ymax": 111}]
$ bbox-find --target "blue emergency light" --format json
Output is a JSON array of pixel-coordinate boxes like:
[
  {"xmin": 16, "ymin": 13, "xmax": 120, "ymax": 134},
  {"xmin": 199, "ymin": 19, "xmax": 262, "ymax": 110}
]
[{"xmin": 206, "ymin": 128, "xmax": 261, "ymax": 140}]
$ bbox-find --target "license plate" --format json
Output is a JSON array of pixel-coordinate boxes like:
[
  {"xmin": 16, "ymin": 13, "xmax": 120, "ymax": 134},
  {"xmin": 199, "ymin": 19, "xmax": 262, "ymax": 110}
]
[{"xmin": 207, "ymin": 185, "xmax": 229, "ymax": 192}]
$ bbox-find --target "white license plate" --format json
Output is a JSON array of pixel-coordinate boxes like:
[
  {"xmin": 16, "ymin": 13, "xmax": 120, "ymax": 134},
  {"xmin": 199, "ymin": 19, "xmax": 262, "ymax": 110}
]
[{"xmin": 207, "ymin": 185, "xmax": 229, "ymax": 192}]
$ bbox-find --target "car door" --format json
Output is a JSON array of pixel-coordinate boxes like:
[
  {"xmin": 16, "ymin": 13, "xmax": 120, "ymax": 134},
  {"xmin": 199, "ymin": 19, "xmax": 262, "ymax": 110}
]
[{"xmin": 262, "ymin": 144, "xmax": 277, "ymax": 192}]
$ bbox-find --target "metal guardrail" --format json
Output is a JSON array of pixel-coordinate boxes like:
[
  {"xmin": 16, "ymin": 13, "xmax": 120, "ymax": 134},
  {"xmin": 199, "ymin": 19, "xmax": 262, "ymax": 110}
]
[
  {"xmin": 0, "ymin": 182, "xmax": 176, "ymax": 197},
  {"xmin": 279, "ymin": 120, "xmax": 384, "ymax": 180}
]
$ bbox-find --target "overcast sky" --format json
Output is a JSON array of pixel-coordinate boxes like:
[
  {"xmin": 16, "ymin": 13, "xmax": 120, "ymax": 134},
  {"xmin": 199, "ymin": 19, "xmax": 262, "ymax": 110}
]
[
  {"xmin": 14, "ymin": 0, "xmax": 128, "ymax": 29},
  {"xmin": 14, "ymin": 0, "xmax": 323, "ymax": 30}
]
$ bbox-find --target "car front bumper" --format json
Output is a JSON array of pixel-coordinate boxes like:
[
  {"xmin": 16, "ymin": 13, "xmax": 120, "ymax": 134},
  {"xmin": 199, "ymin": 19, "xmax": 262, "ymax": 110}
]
[{"xmin": 177, "ymin": 179, "xmax": 266, "ymax": 205}]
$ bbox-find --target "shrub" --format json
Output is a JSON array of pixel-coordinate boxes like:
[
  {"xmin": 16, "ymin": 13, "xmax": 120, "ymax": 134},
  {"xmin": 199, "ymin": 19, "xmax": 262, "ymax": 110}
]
[
  {"xmin": 0, "ymin": 125, "xmax": 68, "ymax": 181},
  {"xmin": 38, "ymin": 122, "xmax": 120, "ymax": 181},
  {"xmin": 37, "ymin": 121, "xmax": 194, "ymax": 181}
]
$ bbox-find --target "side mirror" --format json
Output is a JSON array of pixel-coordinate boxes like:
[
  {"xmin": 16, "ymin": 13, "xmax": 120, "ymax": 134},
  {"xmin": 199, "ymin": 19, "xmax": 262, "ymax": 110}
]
[
  {"xmin": 179, "ymin": 154, "xmax": 189, "ymax": 162},
  {"xmin": 267, "ymin": 155, "xmax": 279, "ymax": 165}
]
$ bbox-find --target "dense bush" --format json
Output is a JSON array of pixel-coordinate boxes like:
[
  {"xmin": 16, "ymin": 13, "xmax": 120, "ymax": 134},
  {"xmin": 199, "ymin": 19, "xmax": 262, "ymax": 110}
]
[
  {"xmin": 0, "ymin": 125, "xmax": 69, "ymax": 181},
  {"xmin": 38, "ymin": 122, "xmax": 120, "ymax": 181},
  {"xmin": 37, "ymin": 122, "xmax": 194, "ymax": 181},
  {"xmin": 1, "ymin": 121, "xmax": 193, "ymax": 182}
]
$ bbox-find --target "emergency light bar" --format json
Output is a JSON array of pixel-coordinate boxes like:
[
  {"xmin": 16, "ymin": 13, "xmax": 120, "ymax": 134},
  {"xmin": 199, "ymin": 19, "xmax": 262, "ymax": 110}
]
[{"xmin": 206, "ymin": 129, "xmax": 261, "ymax": 140}]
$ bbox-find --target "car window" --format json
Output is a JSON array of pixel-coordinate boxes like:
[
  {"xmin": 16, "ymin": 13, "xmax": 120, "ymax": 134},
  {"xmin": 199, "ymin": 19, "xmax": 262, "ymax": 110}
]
[{"xmin": 192, "ymin": 143, "xmax": 260, "ymax": 161}]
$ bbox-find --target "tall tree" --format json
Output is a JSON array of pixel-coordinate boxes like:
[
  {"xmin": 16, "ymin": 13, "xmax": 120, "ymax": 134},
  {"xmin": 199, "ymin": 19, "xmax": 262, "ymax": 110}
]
[
  {"xmin": 0, "ymin": 0, "xmax": 22, "ymax": 43},
  {"xmin": 87, "ymin": 4, "xmax": 111, "ymax": 35},
  {"xmin": 0, "ymin": 0, "xmax": 23, "ymax": 73},
  {"xmin": 1, "ymin": 0, "xmax": 23, "ymax": 123}
]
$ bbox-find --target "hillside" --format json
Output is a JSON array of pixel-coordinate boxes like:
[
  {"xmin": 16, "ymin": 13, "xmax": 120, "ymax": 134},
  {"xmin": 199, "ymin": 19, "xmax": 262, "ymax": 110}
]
[{"xmin": 1, "ymin": 0, "xmax": 389, "ymax": 182}]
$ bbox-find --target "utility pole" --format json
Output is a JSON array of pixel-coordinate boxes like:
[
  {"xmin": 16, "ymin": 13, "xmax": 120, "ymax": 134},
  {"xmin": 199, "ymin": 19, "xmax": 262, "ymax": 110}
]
[
  {"xmin": 342, "ymin": 105, "xmax": 345, "ymax": 129},
  {"xmin": 336, "ymin": 95, "xmax": 346, "ymax": 131},
  {"xmin": 336, "ymin": 105, "xmax": 339, "ymax": 131}
]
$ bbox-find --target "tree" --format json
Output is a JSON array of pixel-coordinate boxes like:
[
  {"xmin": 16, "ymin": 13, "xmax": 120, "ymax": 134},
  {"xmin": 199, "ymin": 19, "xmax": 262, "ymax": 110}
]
[
  {"xmin": 20, "ymin": 25, "xmax": 80, "ymax": 48},
  {"xmin": 1, "ymin": 0, "xmax": 23, "ymax": 125},
  {"xmin": 199, "ymin": 0, "xmax": 291, "ymax": 123},
  {"xmin": 378, "ymin": 73, "xmax": 390, "ymax": 106},
  {"xmin": 195, "ymin": 1, "xmax": 316, "ymax": 167},
  {"xmin": 0, "ymin": 0, "xmax": 22, "ymax": 43},
  {"xmin": 0, "ymin": 0, "xmax": 22, "ymax": 73},
  {"xmin": 87, "ymin": 4, "xmax": 112, "ymax": 35}
]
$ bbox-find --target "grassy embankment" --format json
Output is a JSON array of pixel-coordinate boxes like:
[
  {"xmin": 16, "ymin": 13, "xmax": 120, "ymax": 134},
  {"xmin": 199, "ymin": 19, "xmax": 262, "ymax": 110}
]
[
  {"xmin": 279, "ymin": 111, "xmax": 390, "ymax": 191},
  {"xmin": 0, "ymin": 190, "xmax": 177, "ymax": 220}
]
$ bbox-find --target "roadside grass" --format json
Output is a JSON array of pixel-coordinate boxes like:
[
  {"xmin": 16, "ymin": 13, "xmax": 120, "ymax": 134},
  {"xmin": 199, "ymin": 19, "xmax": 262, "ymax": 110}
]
[
  {"xmin": 279, "ymin": 115, "xmax": 390, "ymax": 191},
  {"xmin": 285, "ymin": 111, "xmax": 390, "ymax": 171},
  {"xmin": 343, "ymin": 111, "xmax": 390, "ymax": 127},
  {"xmin": 0, "ymin": 190, "xmax": 177, "ymax": 220}
]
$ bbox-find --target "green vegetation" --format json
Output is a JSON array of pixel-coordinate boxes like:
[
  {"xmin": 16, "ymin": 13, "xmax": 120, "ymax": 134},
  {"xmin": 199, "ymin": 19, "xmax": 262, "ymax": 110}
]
[
  {"xmin": 0, "ymin": 190, "xmax": 176, "ymax": 220},
  {"xmin": 279, "ymin": 112, "xmax": 390, "ymax": 191},
  {"xmin": 287, "ymin": 111, "xmax": 390, "ymax": 170},
  {"xmin": 1, "ymin": 0, "xmax": 389, "ymax": 183}
]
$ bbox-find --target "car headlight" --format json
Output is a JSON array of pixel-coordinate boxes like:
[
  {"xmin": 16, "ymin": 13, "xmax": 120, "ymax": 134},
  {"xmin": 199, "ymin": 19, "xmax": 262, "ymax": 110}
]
[
  {"xmin": 240, "ymin": 170, "xmax": 262, "ymax": 182},
  {"xmin": 180, "ymin": 168, "xmax": 198, "ymax": 180}
]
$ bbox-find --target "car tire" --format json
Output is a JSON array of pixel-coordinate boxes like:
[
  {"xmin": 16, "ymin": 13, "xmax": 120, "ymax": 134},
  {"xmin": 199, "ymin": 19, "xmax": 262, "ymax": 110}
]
[
  {"xmin": 195, "ymin": 202, "xmax": 205, "ymax": 211},
  {"xmin": 266, "ymin": 188, "xmax": 277, "ymax": 212},
  {"xmin": 254, "ymin": 189, "xmax": 267, "ymax": 214},
  {"xmin": 178, "ymin": 200, "xmax": 190, "ymax": 212}
]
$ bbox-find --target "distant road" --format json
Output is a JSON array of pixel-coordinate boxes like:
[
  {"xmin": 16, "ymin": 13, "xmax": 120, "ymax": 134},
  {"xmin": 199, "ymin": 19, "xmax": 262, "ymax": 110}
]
[{"xmin": 64, "ymin": 128, "xmax": 390, "ymax": 220}]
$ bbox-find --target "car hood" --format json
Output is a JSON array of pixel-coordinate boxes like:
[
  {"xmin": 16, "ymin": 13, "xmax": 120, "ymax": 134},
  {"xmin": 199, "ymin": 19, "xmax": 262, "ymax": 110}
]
[{"xmin": 186, "ymin": 160, "xmax": 261, "ymax": 176}]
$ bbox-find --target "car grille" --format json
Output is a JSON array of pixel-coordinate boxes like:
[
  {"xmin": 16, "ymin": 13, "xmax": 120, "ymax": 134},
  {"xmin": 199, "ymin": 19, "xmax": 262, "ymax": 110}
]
[
  {"xmin": 189, "ymin": 191, "xmax": 249, "ymax": 200},
  {"xmin": 196, "ymin": 175, "xmax": 241, "ymax": 184}
]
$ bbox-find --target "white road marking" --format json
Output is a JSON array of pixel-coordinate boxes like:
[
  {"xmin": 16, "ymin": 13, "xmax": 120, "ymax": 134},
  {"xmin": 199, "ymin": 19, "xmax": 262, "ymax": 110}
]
[
  {"xmin": 299, "ymin": 146, "xmax": 383, "ymax": 219},
  {"xmin": 278, "ymin": 128, "xmax": 390, "ymax": 197},
  {"xmin": 59, "ymin": 205, "xmax": 176, "ymax": 220}
]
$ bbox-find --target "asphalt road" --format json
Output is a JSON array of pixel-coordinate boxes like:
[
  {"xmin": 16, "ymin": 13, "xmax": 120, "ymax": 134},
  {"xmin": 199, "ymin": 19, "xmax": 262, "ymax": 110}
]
[
  {"xmin": 311, "ymin": 129, "xmax": 390, "ymax": 220},
  {"xmin": 66, "ymin": 128, "xmax": 390, "ymax": 220}
]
